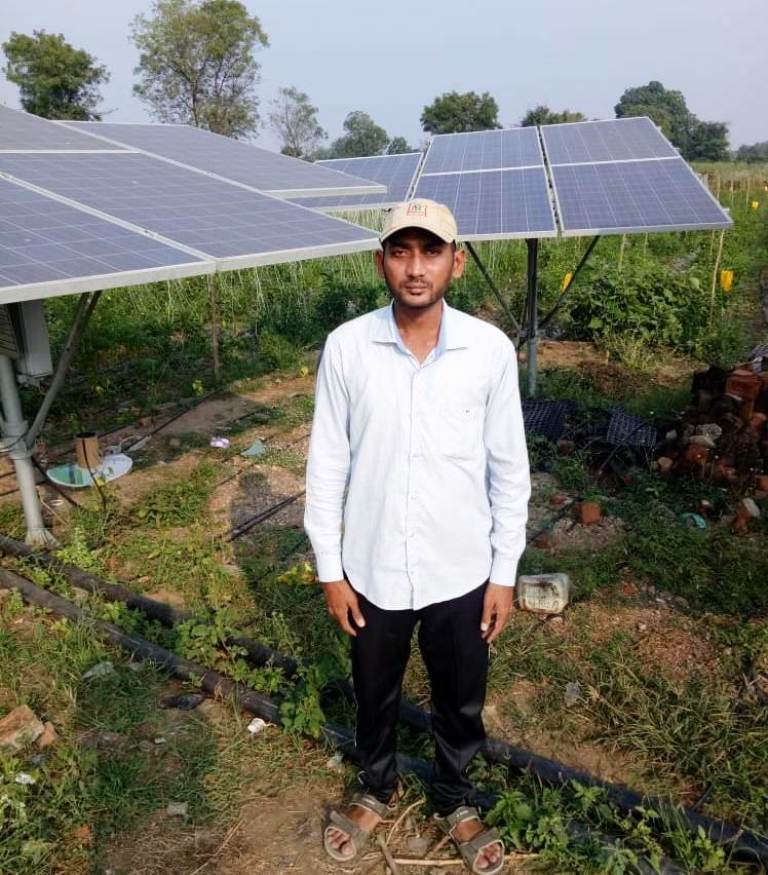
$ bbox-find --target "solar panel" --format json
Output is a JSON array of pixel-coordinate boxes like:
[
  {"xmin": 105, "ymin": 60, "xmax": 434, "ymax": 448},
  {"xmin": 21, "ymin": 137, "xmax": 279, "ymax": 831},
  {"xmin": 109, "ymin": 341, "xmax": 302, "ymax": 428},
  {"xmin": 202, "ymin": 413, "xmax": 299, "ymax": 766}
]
[
  {"xmin": 0, "ymin": 177, "xmax": 209, "ymax": 302},
  {"xmin": 293, "ymin": 152, "xmax": 421, "ymax": 211},
  {"xmin": 415, "ymin": 169, "xmax": 556, "ymax": 239},
  {"xmin": 541, "ymin": 117, "xmax": 678, "ymax": 165},
  {"xmin": 550, "ymin": 158, "xmax": 732, "ymax": 235},
  {"xmin": 421, "ymin": 128, "xmax": 542, "ymax": 174},
  {"xmin": 0, "ymin": 105, "xmax": 128, "ymax": 152},
  {"xmin": 0, "ymin": 153, "xmax": 380, "ymax": 269},
  {"xmin": 63, "ymin": 122, "xmax": 386, "ymax": 198}
]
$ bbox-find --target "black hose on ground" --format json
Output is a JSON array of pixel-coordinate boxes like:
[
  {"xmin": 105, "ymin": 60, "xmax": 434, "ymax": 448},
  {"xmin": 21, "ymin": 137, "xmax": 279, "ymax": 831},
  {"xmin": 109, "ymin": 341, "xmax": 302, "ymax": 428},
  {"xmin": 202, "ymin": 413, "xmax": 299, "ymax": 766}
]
[
  {"xmin": 1, "ymin": 534, "xmax": 766, "ymax": 868},
  {"xmin": 0, "ymin": 567, "xmax": 684, "ymax": 875}
]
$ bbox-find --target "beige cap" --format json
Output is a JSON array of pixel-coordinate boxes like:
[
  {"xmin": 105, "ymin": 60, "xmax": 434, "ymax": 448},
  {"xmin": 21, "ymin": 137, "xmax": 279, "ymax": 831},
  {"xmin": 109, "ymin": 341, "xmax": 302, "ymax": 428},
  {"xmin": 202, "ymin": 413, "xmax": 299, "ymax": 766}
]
[{"xmin": 380, "ymin": 198, "xmax": 458, "ymax": 245}]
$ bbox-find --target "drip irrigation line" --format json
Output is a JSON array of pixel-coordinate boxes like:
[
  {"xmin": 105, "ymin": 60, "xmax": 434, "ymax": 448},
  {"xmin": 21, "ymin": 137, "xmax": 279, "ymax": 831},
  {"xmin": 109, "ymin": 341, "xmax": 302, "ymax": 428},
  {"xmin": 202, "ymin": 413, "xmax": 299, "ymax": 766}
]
[
  {"xmin": 227, "ymin": 491, "xmax": 305, "ymax": 542},
  {"xmin": 0, "ymin": 542, "xmax": 762, "ymax": 870},
  {"xmin": 0, "ymin": 566, "xmax": 687, "ymax": 874}
]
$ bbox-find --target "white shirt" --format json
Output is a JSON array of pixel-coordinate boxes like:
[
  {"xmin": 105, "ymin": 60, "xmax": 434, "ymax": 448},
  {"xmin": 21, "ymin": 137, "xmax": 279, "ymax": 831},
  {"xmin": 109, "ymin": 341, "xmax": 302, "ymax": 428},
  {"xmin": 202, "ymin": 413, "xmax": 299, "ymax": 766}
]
[{"xmin": 304, "ymin": 300, "xmax": 531, "ymax": 610}]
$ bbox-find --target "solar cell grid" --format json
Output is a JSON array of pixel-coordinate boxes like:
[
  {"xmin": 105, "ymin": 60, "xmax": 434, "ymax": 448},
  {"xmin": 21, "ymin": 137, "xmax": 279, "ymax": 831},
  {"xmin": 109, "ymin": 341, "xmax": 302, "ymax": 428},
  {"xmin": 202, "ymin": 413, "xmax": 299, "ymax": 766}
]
[
  {"xmin": 422, "ymin": 127, "xmax": 542, "ymax": 175},
  {"xmin": 0, "ymin": 153, "xmax": 379, "ymax": 267},
  {"xmin": 551, "ymin": 158, "xmax": 731, "ymax": 235},
  {"xmin": 0, "ymin": 177, "xmax": 208, "ymax": 300},
  {"xmin": 541, "ymin": 117, "xmax": 678, "ymax": 165},
  {"xmin": 66, "ymin": 122, "xmax": 385, "ymax": 197},
  {"xmin": 294, "ymin": 152, "xmax": 421, "ymax": 210},
  {"xmin": 0, "ymin": 105, "xmax": 128, "ymax": 152},
  {"xmin": 414, "ymin": 168, "xmax": 556, "ymax": 239}
]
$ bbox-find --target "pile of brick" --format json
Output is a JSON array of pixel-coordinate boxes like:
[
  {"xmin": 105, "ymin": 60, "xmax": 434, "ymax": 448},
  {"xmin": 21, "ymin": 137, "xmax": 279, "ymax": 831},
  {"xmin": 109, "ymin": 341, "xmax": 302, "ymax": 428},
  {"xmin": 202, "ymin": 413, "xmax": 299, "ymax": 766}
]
[{"xmin": 654, "ymin": 352, "xmax": 768, "ymax": 495}]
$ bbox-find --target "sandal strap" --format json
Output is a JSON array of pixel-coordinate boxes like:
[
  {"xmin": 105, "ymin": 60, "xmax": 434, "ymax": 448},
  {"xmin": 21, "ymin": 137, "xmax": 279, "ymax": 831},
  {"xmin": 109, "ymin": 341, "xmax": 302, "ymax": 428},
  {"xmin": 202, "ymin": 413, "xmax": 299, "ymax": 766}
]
[
  {"xmin": 461, "ymin": 826, "xmax": 502, "ymax": 858},
  {"xmin": 348, "ymin": 791, "xmax": 393, "ymax": 819},
  {"xmin": 327, "ymin": 809, "xmax": 366, "ymax": 841},
  {"xmin": 441, "ymin": 805, "xmax": 481, "ymax": 831}
]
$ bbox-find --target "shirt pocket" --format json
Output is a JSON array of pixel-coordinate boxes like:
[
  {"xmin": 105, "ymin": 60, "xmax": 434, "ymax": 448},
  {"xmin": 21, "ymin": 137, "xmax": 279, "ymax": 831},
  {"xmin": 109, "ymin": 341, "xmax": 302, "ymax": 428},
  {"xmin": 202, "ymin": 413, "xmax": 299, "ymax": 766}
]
[{"xmin": 438, "ymin": 402, "xmax": 485, "ymax": 459}]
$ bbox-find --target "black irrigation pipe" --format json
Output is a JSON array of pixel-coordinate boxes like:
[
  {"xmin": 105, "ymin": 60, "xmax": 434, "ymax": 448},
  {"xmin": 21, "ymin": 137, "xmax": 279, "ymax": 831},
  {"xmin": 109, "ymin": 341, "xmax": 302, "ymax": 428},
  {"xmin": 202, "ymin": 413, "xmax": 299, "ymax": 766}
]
[
  {"xmin": 227, "ymin": 491, "xmax": 305, "ymax": 542},
  {"xmin": 1, "ymin": 536, "xmax": 765, "ymax": 869},
  {"xmin": 0, "ymin": 566, "xmax": 685, "ymax": 875}
]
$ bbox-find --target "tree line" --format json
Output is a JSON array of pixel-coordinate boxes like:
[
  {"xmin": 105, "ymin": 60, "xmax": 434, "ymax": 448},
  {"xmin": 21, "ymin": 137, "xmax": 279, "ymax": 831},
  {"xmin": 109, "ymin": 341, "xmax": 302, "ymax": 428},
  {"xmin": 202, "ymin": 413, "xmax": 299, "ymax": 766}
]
[{"xmin": 2, "ymin": 0, "xmax": 760, "ymax": 164}]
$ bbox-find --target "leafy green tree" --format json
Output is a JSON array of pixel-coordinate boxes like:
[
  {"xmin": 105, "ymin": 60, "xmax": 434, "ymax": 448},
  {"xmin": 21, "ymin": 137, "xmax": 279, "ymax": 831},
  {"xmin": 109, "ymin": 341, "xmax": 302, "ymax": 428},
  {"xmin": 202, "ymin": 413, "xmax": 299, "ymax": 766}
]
[
  {"xmin": 735, "ymin": 141, "xmax": 768, "ymax": 162},
  {"xmin": 131, "ymin": 0, "xmax": 268, "ymax": 138},
  {"xmin": 268, "ymin": 86, "xmax": 326, "ymax": 158},
  {"xmin": 520, "ymin": 105, "xmax": 585, "ymax": 126},
  {"xmin": 614, "ymin": 80, "xmax": 729, "ymax": 161},
  {"xmin": 421, "ymin": 91, "xmax": 499, "ymax": 134},
  {"xmin": 687, "ymin": 121, "xmax": 730, "ymax": 161},
  {"xmin": 326, "ymin": 111, "xmax": 390, "ymax": 158},
  {"xmin": 387, "ymin": 136, "xmax": 414, "ymax": 154},
  {"xmin": 2, "ymin": 30, "xmax": 109, "ymax": 120}
]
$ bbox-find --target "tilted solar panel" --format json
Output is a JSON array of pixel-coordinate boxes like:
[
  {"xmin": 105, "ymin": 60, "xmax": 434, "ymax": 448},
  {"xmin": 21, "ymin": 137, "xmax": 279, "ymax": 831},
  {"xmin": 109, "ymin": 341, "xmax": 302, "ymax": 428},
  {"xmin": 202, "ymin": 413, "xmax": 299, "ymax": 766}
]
[
  {"xmin": 293, "ymin": 152, "xmax": 421, "ymax": 211},
  {"xmin": 550, "ymin": 158, "xmax": 732, "ymax": 235},
  {"xmin": 421, "ymin": 128, "xmax": 542, "ymax": 174},
  {"xmin": 0, "ymin": 177, "xmax": 209, "ymax": 302},
  {"xmin": 541, "ymin": 117, "xmax": 679, "ymax": 165},
  {"xmin": 0, "ymin": 105, "xmax": 128, "ymax": 153},
  {"xmin": 63, "ymin": 121, "xmax": 386, "ymax": 198},
  {"xmin": 0, "ymin": 153, "xmax": 380, "ymax": 269},
  {"xmin": 415, "ymin": 169, "xmax": 556, "ymax": 240}
]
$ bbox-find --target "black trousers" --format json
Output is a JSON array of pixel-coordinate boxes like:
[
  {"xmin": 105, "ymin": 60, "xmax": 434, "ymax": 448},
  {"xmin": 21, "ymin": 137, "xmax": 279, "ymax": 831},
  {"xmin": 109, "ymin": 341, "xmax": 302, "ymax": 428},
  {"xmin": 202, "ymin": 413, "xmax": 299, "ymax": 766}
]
[{"xmin": 350, "ymin": 582, "xmax": 489, "ymax": 816}]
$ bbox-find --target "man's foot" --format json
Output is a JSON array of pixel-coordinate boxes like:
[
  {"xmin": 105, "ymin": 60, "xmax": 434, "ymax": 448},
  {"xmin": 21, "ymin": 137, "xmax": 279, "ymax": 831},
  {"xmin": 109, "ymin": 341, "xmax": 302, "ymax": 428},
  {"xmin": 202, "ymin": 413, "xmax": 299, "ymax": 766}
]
[
  {"xmin": 323, "ymin": 792, "xmax": 395, "ymax": 861},
  {"xmin": 435, "ymin": 805, "xmax": 504, "ymax": 874}
]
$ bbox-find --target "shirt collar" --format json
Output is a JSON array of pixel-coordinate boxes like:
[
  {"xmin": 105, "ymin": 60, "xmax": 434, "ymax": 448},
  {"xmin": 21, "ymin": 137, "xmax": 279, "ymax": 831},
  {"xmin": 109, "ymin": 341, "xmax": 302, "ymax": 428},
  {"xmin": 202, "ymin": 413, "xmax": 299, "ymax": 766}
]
[{"xmin": 371, "ymin": 300, "xmax": 470, "ymax": 354}]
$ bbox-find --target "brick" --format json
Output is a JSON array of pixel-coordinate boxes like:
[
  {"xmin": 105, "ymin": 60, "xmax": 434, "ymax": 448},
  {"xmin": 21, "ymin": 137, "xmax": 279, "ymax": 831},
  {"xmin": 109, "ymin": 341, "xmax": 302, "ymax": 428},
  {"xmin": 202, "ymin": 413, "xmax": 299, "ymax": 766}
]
[
  {"xmin": 578, "ymin": 501, "xmax": 602, "ymax": 525},
  {"xmin": 0, "ymin": 705, "xmax": 44, "ymax": 753},
  {"xmin": 726, "ymin": 370, "xmax": 761, "ymax": 401},
  {"xmin": 683, "ymin": 443, "xmax": 711, "ymax": 465}
]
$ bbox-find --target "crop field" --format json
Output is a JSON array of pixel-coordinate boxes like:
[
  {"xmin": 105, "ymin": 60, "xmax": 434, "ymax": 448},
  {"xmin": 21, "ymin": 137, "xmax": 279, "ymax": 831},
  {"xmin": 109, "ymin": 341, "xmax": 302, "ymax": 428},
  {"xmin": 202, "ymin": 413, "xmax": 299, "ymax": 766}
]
[{"xmin": 1, "ymin": 165, "xmax": 767, "ymax": 874}]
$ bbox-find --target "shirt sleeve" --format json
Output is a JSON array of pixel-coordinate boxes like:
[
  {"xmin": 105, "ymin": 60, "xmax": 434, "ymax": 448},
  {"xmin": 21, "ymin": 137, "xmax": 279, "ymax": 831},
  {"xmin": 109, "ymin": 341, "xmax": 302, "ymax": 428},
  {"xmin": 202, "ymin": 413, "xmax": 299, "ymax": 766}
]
[
  {"xmin": 304, "ymin": 334, "xmax": 350, "ymax": 582},
  {"xmin": 484, "ymin": 341, "xmax": 531, "ymax": 586}
]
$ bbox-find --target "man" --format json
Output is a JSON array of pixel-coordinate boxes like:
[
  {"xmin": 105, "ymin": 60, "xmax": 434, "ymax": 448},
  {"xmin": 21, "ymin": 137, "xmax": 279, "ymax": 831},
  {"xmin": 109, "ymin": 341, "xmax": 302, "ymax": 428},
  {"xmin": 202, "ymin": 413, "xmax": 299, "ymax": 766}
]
[{"xmin": 304, "ymin": 199, "xmax": 531, "ymax": 874}]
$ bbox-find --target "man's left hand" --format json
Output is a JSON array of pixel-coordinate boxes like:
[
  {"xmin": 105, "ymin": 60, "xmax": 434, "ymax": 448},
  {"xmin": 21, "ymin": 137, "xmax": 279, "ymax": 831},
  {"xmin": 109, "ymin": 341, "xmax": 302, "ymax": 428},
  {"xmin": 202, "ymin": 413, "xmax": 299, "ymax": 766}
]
[{"xmin": 480, "ymin": 583, "xmax": 515, "ymax": 643}]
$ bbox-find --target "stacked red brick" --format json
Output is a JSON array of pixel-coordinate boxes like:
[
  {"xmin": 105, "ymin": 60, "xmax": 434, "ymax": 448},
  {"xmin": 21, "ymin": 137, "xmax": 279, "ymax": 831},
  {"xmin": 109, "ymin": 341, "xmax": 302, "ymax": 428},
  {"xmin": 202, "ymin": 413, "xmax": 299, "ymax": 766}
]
[{"xmin": 655, "ymin": 359, "xmax": 768, "ymax": 491}]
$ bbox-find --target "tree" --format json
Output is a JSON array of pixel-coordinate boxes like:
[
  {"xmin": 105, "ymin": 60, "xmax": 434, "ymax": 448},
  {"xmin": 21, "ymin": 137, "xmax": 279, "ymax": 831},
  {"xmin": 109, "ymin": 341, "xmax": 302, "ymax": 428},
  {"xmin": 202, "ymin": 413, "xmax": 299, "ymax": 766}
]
[
  {"xmin": 387, "ymin": 136, "xmax": 414, "ymax": 154},
  {"xmin": 131, "ymin": 0, "xmax": 268, "ymax": 138},
  {"xmin": 326, "ymin": 111, "xmax": 390, "ymax": 158},
  {"xmin": 520, "ymin": 105, "xmax": 585, "ymax": 127},
  {"xmin": 268, "ymin": 86, "xmax": 325, "ymax": 158},
  {"xmin": 735, "ymin": 141, "xmax": 768, "ymax": 162},
  {"xmin": 687, "ymin": 121, "xmax": 730, "ymax": 162},
  {"xmin": 2, "ymin": 30, "xmax": 109, "ymax": 120},
  {"xmin": 421, "ymin": 91, "xmax": 499, "ymax": 134}
]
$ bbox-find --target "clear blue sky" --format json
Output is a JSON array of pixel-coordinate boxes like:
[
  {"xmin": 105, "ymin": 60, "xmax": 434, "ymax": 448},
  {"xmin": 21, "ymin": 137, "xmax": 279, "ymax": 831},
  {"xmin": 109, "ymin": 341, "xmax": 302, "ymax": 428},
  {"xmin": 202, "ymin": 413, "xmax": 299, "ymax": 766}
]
[{"xmin": 1, "ymin": 0, "xmax": 765, "ymax": 151}]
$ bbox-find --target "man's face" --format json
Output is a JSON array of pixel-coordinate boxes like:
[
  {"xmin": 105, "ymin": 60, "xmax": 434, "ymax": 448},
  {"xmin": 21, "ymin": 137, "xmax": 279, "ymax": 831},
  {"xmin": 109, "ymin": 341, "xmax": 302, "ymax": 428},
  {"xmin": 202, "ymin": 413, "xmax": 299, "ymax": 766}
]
[{"xmin": 375, "ymin": 228, "xmax": 466, "ymax": 310}]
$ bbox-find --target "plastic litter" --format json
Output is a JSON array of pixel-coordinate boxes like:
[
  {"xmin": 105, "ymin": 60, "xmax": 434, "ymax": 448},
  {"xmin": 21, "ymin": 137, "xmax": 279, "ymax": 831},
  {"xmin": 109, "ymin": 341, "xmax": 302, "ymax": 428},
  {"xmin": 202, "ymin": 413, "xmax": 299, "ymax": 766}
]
[
  {"xmin": 564, "ymin": 681, "xmax": 582, "ymax": 707},
  {"xmin": 517, "ymin": 573, "xmax": 570, "ymax": 615},
  {"xmin": 166, "ymin": 801, "xmax": 188, "ymax": 817},
  {"xmin": 82, "ymin": 661, "xmax": 114, "ymax": 680},
  {"xmin": 680, "ymin": 513, "xmax": 708, "ymax": 529},
  {"xmin": 246, "ymin": 717, "xmax": 268, "ymax": 736},
  {"xmin": 14, "ymin": 772, "xmax": 35, "ymax": 785},
  {"xmin": 210, "ymin": 436, "xmax": 230, "ymax": 449},
  {"xmin": 241, "ymin": 438, "xmax": 267, "ymax": 458},
  {"xmin": 46, "ymin": 453, "xmax": 133, "ymax": 489}
]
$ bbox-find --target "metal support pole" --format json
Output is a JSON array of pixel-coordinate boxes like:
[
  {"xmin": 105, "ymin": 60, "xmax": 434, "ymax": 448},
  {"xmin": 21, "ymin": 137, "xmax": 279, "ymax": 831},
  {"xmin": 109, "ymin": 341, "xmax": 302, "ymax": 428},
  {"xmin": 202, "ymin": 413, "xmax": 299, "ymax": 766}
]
[
  {"xmin": 25, "ymin": 291, "xmax": 101, "ymax": 448},
  {"xmin": 0, "ymin": 355, "xmax": 56, "ymax": 546},
  {"xmin": 465, "ymin": 242, "xmax": 521, "ymax": 335},
  {"xmin": 538, "ymin": 235, "xmax": 601, "ymax": 334},
  {"xmin": 525, "ymin": 238, "xmax": 539, "ymax": 397}
]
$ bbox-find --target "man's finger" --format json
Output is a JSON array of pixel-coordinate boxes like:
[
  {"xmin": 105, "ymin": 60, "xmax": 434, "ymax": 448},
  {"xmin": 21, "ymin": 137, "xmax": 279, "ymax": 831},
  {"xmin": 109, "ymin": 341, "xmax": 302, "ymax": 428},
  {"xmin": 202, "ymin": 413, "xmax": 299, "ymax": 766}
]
[
  {"xmin": 348, "ymin": 595, "xmax": 366, "ymax": 629},
  {"xmin": 337, "ymin": 610, "xmax": 357, "ymax": 637},
  {"xmin": 486, "ymin": 609, "xmax": 510, "ymax": 643},
  {"xmin": 480, "ymin": 597, "xmax": 495, "ymax": 635}
]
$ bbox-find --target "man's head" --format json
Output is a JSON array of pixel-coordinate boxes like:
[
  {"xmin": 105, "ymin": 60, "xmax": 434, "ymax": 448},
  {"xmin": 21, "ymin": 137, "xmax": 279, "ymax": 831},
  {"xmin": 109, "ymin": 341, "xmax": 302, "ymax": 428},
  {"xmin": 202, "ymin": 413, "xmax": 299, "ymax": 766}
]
[{"xmin": 375, "ymin": 199, "xmax": 465, "ymax": 311}]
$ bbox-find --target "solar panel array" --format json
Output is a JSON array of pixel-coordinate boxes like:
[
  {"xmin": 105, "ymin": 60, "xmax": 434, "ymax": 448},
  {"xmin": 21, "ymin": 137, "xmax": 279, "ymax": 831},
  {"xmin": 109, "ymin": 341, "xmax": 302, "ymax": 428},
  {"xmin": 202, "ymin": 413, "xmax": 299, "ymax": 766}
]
[
  {"xmin": 292, "ymin": 152, "xmax": 422, "ymax": 211},
  {"xmin": 413, "ymin": 127, "xmax": 557, "ymax": 239},
  {"xmin": 0, "ymin": 107, "xmax": 381, "ymax": 301},
  {"xmin": 64, "ymin": 121, "xmax": 386, "ymax": 198},
  {"xmin": 0, "ymin": 177, "xmax": 207, "ymax": 300},
  {"xmin": 541, "ymin": 118, "xmax": 731, "ymax": 235}
]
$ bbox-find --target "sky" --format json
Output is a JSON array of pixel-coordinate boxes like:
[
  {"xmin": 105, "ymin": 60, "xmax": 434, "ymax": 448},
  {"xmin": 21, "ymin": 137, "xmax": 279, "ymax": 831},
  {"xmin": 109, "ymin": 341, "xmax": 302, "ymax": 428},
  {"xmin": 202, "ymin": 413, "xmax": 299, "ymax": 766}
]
[{"xmin": 1, "ymin": 0, "xmax": 766, "ymax": 152}]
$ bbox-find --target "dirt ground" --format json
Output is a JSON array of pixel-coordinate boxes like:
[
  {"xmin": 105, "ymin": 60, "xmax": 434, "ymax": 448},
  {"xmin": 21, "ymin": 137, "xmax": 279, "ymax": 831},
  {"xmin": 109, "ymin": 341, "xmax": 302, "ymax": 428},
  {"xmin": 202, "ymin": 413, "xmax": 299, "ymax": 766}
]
[{"xmin": 4, "ymin": 349, "xmax": 721, "ymax": 874}]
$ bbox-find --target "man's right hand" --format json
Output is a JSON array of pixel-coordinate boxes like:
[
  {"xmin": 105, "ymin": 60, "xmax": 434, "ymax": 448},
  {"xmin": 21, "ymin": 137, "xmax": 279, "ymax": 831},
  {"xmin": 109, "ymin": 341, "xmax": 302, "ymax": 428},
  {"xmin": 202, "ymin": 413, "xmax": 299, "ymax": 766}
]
[{"xmin": 323, "ymin": 579, "xmax": 366, "ymax": 637}]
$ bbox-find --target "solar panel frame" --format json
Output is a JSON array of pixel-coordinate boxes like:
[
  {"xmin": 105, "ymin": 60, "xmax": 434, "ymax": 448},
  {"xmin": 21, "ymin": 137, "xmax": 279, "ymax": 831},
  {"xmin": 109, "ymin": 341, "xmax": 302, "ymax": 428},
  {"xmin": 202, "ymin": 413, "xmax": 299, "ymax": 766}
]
[
  {"xmin": 0, "ymin": 152, "xmax": 380, "ymax": 272},
  {"xmin": 62, "ymin": 121, "xmax": 387, "ymax": 199},
  {"xmin": 0, "ymin": 105, "xmax": 129, "ymax": 153},
  {"xmin": 293, "ymin": 152, "xmax": 422, "ymax": 211},
  {"xmin": 0, "ymin": 176, "xmax": 212, "ymax": 304}
]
